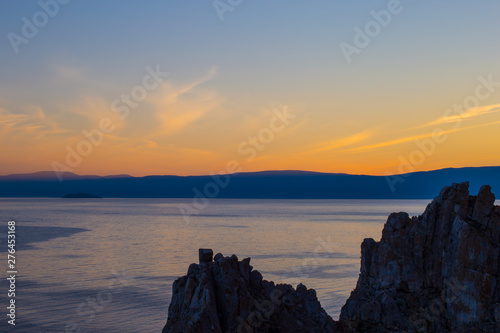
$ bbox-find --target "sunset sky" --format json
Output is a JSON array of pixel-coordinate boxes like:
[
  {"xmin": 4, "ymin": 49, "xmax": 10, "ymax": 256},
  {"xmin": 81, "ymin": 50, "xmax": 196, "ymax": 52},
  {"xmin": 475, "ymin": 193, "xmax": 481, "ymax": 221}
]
[{"xmin": 1, "ymin": 1, "xmax": 499, "ymax": 176}]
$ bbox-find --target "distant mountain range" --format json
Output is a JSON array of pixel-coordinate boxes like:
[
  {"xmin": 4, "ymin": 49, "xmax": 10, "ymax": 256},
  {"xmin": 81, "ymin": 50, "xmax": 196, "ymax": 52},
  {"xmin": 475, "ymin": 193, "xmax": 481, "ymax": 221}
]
[{"xmin": 0, "ymin": 167, "xmax": 499, "ymax": 199}]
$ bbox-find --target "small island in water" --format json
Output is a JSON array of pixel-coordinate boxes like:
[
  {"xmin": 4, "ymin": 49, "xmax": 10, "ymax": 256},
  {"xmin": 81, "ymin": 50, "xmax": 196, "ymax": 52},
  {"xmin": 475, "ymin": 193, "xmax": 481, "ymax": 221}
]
[{"xmin": 62, "ymin": 193, "xmax": 102, "ymax": 199}]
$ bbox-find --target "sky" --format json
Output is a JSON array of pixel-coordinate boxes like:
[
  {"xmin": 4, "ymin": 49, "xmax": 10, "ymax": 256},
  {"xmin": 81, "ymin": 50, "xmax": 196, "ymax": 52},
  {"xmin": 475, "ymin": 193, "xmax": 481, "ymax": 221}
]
[{"xmin": 1, "ymin": 0, "xmax": 499, "ymax": 177}]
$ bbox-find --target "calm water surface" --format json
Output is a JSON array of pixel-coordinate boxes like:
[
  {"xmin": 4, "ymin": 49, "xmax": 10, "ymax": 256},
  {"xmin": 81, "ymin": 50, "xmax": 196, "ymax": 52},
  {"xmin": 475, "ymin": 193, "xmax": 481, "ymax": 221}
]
[{"xmin": 0, "ymin": 198, "xmax": 430, "ymax": 332}]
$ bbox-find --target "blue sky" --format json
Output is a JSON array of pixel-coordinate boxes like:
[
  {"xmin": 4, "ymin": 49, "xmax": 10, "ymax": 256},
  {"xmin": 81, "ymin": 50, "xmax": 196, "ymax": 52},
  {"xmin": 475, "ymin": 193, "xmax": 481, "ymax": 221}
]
[{"xmin": 1, "ymin": 1, "xmax": 499, "ymax": 176}]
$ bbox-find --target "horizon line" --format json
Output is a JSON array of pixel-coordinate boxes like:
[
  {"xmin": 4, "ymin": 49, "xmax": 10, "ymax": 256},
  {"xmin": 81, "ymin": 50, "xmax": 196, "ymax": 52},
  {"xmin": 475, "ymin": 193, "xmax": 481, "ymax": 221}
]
[{"xmin": 1, "ymin": 165, "xmax": 499, "ymax": 179}]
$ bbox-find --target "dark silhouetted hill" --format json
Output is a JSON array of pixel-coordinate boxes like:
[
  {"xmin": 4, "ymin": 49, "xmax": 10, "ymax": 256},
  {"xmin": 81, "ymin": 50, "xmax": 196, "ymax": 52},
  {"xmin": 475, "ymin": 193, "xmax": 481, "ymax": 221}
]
[{"xmin": 0, "ymin": 167, "xmax": 499, "ymax": 199}]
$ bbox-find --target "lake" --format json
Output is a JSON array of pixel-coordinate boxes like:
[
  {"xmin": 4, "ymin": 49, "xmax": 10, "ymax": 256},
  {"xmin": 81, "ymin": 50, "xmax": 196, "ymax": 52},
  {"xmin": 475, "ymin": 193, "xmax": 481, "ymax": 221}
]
[{"xmin": 0, "ymin": 198, "xmax": 430, "ymax": 332}]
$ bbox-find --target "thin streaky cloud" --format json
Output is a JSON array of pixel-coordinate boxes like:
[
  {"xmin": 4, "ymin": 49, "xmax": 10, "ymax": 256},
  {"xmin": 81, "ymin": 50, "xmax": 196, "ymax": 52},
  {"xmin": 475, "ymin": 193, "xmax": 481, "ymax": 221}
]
[
  {"xmin": 348, "ymin": 121, "xmax": 500, "ymax": 152},
  {"xmin": 166, "ymin": 65, "xmax": 217, "ymax": 101},
  {"xmin": 417, "ymin": 103, "xmax": 500, "ymax": 128},
  {"xmin": 310, "ymin": 129, "xmax": 374, "ymax": 153}
]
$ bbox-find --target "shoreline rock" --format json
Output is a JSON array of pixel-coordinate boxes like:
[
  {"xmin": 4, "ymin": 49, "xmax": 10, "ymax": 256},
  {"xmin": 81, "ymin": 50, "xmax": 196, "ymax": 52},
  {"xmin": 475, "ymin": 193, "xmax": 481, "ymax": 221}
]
[
  {"xmin": 340, "ymin": 182, "xmax": 500, "ymax": 332},
  {"xmin": 163, "ymin": 182, "xmax": 500, "ymax": 332},
  {"xmin": 162, "ymin": 250, "xmax": 336, "ymax": 332}
]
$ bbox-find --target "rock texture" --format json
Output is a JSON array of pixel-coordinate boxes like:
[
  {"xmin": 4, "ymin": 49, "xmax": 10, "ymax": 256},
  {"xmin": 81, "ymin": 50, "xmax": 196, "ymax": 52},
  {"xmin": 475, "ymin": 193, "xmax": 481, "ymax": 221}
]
[
  {"xmin": 162, "ymin": 252, "xmax": 337, "ymax": 333},
  {"xmin": 340, "ymin": 182, "xmax": 500, "ymax": 332}
]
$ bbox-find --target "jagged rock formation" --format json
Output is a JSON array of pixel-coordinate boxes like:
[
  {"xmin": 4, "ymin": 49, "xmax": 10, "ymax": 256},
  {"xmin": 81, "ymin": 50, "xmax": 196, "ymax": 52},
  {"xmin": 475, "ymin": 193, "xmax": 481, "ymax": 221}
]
[
  {"xmin": 163, "ymin": 183, "xmax": 500, "ymax": 332},
  {"xmin": 340, "ymin": 182, "xmax": 500, "ymax": 332},
  {"xmin": 162, "ymin": 249, "xmax": 337, "ymax": 332}
]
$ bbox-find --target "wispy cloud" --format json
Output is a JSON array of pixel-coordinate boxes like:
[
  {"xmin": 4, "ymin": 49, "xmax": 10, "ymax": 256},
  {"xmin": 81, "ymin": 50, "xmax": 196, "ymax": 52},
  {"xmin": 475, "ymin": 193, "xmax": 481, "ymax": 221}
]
[
  {"xmin": 345, "ymin": 102, "xmax": 500, "ymax": 153},
  {"xmin": 44, "ymin": 66, "xmax": 219, "ymax": 144},
  {"xmin": 418, "ymin": 103, "xmax": 500, "ymax": 128},
  {"xmin": 166, "ymin": 66, "xmax": 217, "ymax": 101},
  {"xmin": 348, "ymin": 120, "xmax": 500, "ymax": 152},
  {"xmin": 149, "ymin": 66, "xmax": 221, "ymax": 135},
  {"xmin": 63, "ymin": 96, "xmax": 125, "ymax": 131},
  {"xmin": 310, "ymin": 129, "xmax": 374, "ymax": 153},
  {"xmin": 0, "ymin": 105, "xmax": 67, "ymax": 139}
]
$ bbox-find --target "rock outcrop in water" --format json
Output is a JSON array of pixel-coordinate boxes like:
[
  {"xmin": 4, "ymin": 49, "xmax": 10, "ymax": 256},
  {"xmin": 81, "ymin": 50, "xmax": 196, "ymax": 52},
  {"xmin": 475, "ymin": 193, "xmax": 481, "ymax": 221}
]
[
  {"xmin": 162, "ymin": 249, "xmax": 337, "ymax": 333},
  {"xmin": 340, "ymin": 182, "xmax": 500, "ymax": 332},
  {"xmin": 163, "ymin": 183, "xmax": 500, "ymax": 332}
]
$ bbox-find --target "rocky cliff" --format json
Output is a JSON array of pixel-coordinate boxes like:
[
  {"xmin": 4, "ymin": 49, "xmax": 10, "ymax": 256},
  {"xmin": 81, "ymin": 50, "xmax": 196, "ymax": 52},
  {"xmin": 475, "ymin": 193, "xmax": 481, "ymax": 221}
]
[
  {"xmin": 163, "ymin": 183, "xmax": 500, "ymax": 332},
  {"xmin": 340, "ymin": 182, "xmax": 500, "ymax": 332},
  {"xmin": 162, "ymin": 249, "xmax": 336, "ymax": 332}
]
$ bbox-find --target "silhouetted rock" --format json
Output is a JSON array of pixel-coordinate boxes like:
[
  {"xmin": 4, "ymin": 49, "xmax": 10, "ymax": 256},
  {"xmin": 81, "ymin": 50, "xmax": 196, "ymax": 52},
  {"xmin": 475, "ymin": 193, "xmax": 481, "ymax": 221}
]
[
  {"xmin": 162, "ymin": 251, "xmax": 337, "ymax": 333},
  {"xmin": 340, "ymin": 182, "xmax": 500, "ymax": 332},
  {"xmin": 163, "ymin": 182, "xmax": 500, "ymax": 332},
  {"xmin": 199, "ymin": 248, "xmax": 213, "ymax": 263}
]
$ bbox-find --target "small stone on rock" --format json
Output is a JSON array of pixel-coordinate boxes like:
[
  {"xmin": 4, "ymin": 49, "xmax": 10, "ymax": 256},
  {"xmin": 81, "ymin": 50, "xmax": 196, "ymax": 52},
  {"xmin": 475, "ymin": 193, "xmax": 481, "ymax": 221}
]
[{"xmin": 199, "ymin": 248, "xmax": 213, "ymax": 264}]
